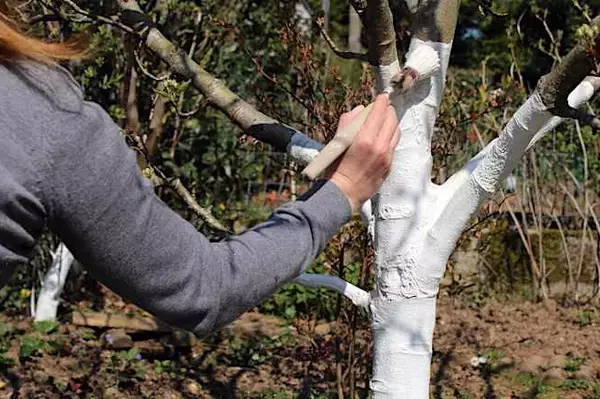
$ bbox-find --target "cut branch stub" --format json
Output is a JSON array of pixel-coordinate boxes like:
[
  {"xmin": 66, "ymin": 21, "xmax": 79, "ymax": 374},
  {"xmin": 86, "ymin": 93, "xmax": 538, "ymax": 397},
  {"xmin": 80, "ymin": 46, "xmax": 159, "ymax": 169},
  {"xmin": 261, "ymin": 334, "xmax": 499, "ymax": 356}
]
[{"xmin": 537, "ymin": 17, "xmax": 600, "ymax": 126}]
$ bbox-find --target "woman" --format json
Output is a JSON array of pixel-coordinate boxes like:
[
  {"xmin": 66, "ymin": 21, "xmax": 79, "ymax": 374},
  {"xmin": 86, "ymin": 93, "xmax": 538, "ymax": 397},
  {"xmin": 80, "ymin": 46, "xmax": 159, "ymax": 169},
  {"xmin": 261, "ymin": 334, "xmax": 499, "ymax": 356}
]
[{"xmin": 0, "ymin": 11, "xmax": 399, "ymax": 336}]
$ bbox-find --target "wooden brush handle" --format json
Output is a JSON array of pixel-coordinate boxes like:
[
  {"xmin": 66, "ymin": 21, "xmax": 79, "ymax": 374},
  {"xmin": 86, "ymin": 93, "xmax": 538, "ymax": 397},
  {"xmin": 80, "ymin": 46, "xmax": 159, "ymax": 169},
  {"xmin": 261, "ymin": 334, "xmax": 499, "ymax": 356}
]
[{"xmin": 301, "ymin": 102, "xmax": 374, "ymax": 180}]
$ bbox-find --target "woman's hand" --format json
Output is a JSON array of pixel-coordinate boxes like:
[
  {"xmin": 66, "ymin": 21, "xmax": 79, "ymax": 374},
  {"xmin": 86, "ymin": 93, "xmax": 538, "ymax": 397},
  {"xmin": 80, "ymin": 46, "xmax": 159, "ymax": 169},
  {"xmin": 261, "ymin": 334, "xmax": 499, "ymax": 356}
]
[{"xmin": 326, "ymin": 94, "xmax": 400, "ymax": 212}]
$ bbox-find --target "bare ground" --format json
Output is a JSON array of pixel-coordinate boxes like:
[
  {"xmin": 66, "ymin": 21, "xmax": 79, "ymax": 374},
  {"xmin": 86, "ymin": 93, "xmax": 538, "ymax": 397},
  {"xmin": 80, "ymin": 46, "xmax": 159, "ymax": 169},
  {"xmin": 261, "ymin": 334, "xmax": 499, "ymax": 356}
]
[{"xmin": 0, "ymin": 295, "xmax": 599, "ymax": 398}]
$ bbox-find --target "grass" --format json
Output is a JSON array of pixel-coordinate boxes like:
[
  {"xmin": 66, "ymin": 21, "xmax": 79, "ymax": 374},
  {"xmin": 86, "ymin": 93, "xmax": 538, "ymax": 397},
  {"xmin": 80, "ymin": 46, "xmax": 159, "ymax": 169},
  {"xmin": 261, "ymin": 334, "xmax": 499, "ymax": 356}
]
[
  {"xmin": 562, "ymin": 378, "xmax": 591, "ymax": 390},
  {"xmin": 564, "ymin": 356, "xmax": 585, "ymax": 372}
]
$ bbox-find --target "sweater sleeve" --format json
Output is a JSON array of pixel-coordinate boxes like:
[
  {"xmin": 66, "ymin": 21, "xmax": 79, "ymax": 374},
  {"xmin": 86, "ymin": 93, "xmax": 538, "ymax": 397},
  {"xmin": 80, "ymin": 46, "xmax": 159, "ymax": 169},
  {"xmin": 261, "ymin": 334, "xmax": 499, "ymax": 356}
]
[{"xmin": 44, "ymin": 98, "xmax": 351, "ymax": 336}]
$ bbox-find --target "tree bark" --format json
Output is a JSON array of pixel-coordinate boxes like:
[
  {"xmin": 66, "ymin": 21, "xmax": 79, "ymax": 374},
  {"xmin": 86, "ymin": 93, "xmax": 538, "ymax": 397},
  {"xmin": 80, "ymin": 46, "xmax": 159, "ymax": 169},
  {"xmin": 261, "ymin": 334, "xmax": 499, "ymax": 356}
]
[{"xmin": 348, "ymin": 6, "xmax": 362, "ymax": 53}]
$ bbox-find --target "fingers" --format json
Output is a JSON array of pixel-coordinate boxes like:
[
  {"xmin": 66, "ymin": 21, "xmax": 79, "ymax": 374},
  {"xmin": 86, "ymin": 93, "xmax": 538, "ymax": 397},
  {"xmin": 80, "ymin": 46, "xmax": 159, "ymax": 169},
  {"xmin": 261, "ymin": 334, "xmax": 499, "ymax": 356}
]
[
  {"xmin": 390, "ymin": 124, "xmax": 401, "ymax": 149},
  {"xmin": 377, "ymin": 105, "xmax": 399, "ymax": 145},
  {"xmin": 358, "ymin": 94, "xmax": 390, "ymax": 139},
  {"xmin": 348, "ymin": 104, "xmax": 365, "ymax": 118},
  {"xmin": 337, "ymin": 104, "xmax": 365, "ymax": 131}
]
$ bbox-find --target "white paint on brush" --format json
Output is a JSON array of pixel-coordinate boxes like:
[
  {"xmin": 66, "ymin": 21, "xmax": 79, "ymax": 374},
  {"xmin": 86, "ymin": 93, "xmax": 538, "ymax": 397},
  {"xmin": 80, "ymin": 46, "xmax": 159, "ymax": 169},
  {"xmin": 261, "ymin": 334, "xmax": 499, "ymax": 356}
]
[{"xmin": 287, "ymin": 132, "xmax": 323, "ymax": 165}]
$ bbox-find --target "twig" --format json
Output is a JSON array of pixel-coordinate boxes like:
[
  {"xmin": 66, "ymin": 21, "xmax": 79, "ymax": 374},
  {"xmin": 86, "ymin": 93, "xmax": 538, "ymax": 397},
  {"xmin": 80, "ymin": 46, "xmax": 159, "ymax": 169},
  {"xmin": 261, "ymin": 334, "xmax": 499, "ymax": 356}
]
[
  {"xmin": 316, "ymin": 18, "xmax": 368, "ymax": 61},
  {"xmin": 60, "ymin": 0, "xmax": 134, "ymax": 33},
  {"xmin": 133, "ymin": 49, "xmax": 170, "ymax": 81},
  {"xmin": 574, "ymin": 120, "xmax": 590, "ymax": 300},
  {"xmin": 475, "ymin": 0, "xmax": 508, "ymax": 17},
  {"xmin": 124, "ymin": 131, "xmax": 229, "ymax": 233},
  {"xmin": 548, "ymin": 206, "xmax": 575, "ymax": 297},
  {"xmin": 296, "ymin": 0, "xmax": 367, "ymax": 61},
  {"xmin": 153, "ymin": 174, "xmax": 229, "ymax": 232}
]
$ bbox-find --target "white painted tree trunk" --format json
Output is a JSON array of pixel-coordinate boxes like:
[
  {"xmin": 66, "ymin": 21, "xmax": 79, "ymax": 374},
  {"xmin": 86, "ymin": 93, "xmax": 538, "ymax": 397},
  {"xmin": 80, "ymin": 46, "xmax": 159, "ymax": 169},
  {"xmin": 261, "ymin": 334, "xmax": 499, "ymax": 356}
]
[
  {"xmin": 368, "ymin": 37, "xmax": 452, "ymax": 397},
  {"xmin": 34, "ymin": 242, "xmax": 74, "ymax": 322},
  {"xmin": 297, "ymin": 36, "xmax": 599, "ymax": 399},
  {"xmin": 369, "ymin": 49, "xmax": 598, "ymax": 397}
]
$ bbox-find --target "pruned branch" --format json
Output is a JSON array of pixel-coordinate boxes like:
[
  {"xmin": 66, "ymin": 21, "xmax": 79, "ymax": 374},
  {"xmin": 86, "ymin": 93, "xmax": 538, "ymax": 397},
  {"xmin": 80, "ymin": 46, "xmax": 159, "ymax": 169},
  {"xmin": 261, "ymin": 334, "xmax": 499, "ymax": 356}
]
[
  {"xmin": 537, "ymin": 17, "xmax": 600, "ymax": 124},
  {"xmin": 527, "ymin": 76, "xmax": 600, "ymax": 150},
  {"xmin": 295, "ymin": 273, "xmax": 371, "ymax": 310}
]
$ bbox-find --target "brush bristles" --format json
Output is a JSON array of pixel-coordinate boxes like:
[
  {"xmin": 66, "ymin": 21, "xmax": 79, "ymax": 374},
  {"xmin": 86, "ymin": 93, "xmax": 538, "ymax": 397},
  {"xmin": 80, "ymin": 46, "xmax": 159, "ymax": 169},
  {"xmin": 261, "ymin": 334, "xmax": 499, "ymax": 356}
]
[{"xmin": 403, "ymin": 45, "xmax": 440, "ymax": 81}]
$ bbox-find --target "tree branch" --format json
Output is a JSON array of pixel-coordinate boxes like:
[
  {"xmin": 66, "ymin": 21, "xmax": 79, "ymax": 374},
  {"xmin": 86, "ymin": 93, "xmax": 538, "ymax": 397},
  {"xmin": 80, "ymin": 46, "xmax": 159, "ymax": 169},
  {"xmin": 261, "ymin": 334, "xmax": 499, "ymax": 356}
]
[
  {"xmin": 297, "ymin": 0, "xmax": 368, "ymax": 61},
  {"xmin": 408, "ymin": 0, "xmax": 461, "ymax": 44},
  {"xmin": 527, "ymin": 76, "xmax": 600, "ymax": 150},
  {"xmin": 70, "ymin": 0, "xmax": 320, "ymax": 164},
  {"xmin": 124, "ymin": 131, "xmax": 229, "ymax": 233},
  {"xmin": 366, "ymin": 0, "xmax": 399, "ymax": 90},
  {"xmin": 433, "ymin": 25, "xmax": 600, "ymax": 258},
  {"xmin": 537, "ymin": 17, "xmax": 600, "ymax": 123},
  {"xmin": 151, "ymin": 174, "xmax": 229, "ymax": 232},
  {"xmin": 317, "ymin": 17, "xmax": 368, "ymax": 61}
]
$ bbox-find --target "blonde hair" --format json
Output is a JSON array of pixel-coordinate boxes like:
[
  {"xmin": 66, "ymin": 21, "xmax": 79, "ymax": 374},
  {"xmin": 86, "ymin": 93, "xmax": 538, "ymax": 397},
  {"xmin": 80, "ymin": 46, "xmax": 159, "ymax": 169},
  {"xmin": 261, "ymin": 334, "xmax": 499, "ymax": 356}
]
[{"xmin": 0, "ymin": 2, "xmax": 85, "ymax": 63}]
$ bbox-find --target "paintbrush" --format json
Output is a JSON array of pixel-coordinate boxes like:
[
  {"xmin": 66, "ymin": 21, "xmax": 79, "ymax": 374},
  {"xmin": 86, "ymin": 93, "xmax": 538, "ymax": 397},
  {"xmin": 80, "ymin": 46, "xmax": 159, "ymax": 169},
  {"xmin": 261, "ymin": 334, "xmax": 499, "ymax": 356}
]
[{"xmin": 301, "ymin": 45, "xmax": 441, "ymax": 180}]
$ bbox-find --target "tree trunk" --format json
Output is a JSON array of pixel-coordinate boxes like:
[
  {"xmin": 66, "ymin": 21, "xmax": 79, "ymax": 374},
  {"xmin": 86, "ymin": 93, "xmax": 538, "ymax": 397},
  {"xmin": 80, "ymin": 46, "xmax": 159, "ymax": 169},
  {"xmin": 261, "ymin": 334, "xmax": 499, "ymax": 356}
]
[
  {"xmin": 322, "ymin": 0, "xmax": 330, "ymax": 32},
  {"xmin": 348, "ymin": 5, "xmax": 362, "ymax": 53}
]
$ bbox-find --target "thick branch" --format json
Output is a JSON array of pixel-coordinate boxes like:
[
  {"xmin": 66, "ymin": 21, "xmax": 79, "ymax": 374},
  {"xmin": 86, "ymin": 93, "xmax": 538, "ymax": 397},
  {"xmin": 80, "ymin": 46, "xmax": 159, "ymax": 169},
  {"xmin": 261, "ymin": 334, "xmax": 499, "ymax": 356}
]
[
  {"xmin": 105, "ymin": 0, "xmax": 321, "ymax": 162},
  {"xmin": 408, "ymin": 0, "xmax": 460, "ymax": 44},
  {"xmin": 527, "ymin": 76, "xmax": 600, "ymax": 150},
  {"xmin": 366, "ymin": 0, "xmax": 398, "ymax": 67},
  {"xmin": 537, "ymin": 17, "xmax": 600, "ymax": 121},
  {"xmin": 434, "ymin": 73, "xmax": 600, "ymax": 261},
  {"xmin": 438, "ymin": 19, "xmax": 600, "ymax": 225}
]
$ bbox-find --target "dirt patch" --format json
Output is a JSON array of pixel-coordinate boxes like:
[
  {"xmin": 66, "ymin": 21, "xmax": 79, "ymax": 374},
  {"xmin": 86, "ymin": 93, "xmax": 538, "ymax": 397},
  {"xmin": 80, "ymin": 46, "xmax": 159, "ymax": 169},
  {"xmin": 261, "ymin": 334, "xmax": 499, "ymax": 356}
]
[
  {"xmin": 432, "ymin": 296, "xmax": 600, "ymax": 398},
  {"xmin": 0, "ymin": 296, "xmax": 599, "ymax": 397}
]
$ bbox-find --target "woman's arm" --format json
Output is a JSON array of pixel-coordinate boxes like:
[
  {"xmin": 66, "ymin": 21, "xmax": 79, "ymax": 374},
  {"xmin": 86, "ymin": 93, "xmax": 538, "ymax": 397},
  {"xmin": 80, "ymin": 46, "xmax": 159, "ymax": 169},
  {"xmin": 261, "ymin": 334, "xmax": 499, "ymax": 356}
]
[{"xmin": 44, "ymin": 98, "xmax": 352, "ymax": 336}]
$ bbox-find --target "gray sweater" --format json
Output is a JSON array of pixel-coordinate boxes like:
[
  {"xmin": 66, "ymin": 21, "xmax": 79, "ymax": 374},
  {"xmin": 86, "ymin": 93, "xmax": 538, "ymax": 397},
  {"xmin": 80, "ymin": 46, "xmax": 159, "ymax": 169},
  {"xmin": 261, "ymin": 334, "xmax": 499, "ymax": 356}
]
[{"xmin": 0, "ymin": 62, "xmax": 351, "ymax": 336}]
